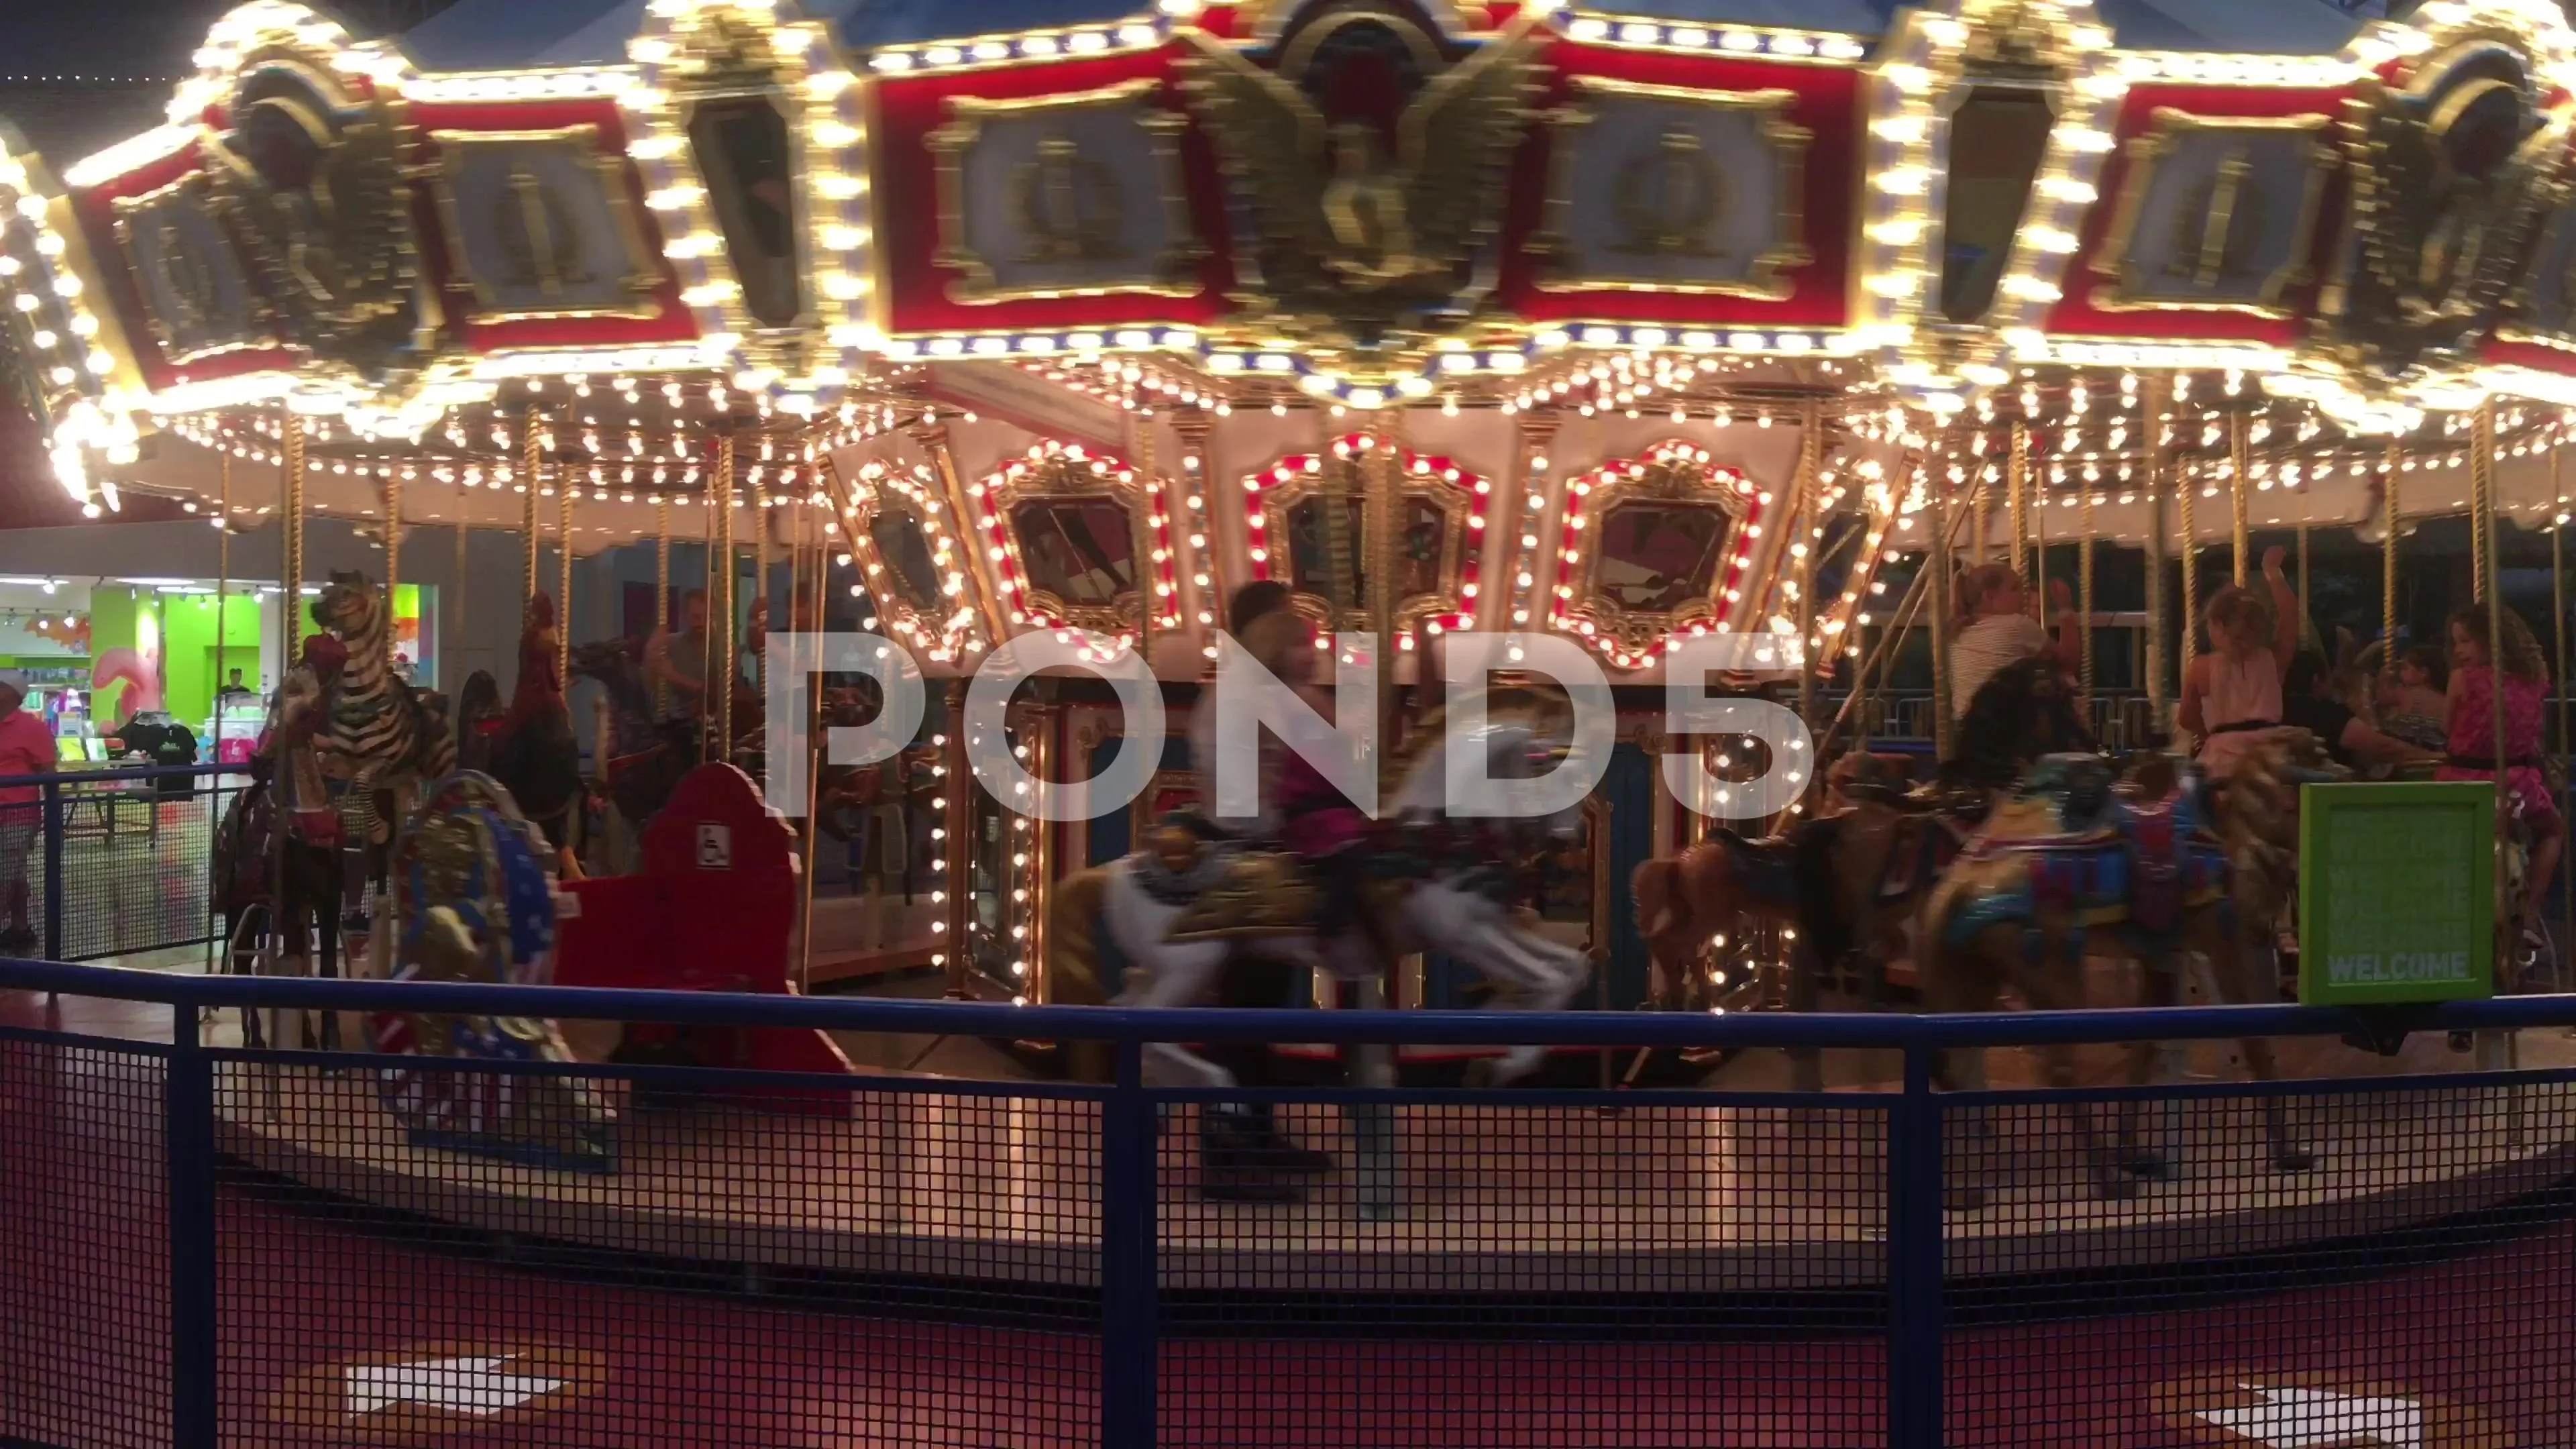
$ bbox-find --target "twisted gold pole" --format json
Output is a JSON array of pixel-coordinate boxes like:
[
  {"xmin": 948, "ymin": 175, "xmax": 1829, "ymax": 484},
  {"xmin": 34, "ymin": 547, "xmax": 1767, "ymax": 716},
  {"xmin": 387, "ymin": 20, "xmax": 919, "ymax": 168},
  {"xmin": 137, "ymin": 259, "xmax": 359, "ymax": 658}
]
[
  {"xmin": 522, "ymin": 405, "xmax": 543, "ymax": 609},
  {"xmin": 216, "ymin": 449, "xmax": 230, "ymax": 709},
  {"xmin": 2180, "ymin": 453, "xmax": 2199, "ymax": 688},
  {"xmin": 2008, "ymin": 421, "xmax": 2029, "ymax": 584},
  {"xmin": 2144, "ymin": 424, "xmax": 2169, "ymax": 729},
  {"xmin": 282, "ymin": 409, "xmax": 305, "ymax": 665},
  {"xmin": 1796, "ymin": 400, "xmax": 1823, "ymax": 729},
  {"xmin": 1930, "ymin": 440, "xmax": 1956, "ymax": 761},
  {"xmin": 2383, "ymin": 438, "xmax": 2400, "ymax": 669},
  {"xmin": 2229, "ymin": 410, "xmax": 2251, "ymax": 586},
  {"xmin": 655, "ymin": 498, "xmax": 672, "ymax": 716},
  {"xmin": 558, "ymin": 476, "xmax": 574, "ymax": 680},
  {"xmin": 712, "ymin": 435, "xmax": 737, "ymax": 763},
  {"xmin": 2078, "ymin": 476, "xmax": 2095, "ymax": 699}
]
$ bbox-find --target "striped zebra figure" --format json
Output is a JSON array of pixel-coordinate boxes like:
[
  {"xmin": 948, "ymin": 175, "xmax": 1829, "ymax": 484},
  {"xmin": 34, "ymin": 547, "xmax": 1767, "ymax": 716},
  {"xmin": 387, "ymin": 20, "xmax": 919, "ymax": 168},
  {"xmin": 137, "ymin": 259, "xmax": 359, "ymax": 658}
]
[{"xmin": 313, "ymin": 570, "xmax": 455, "ymax": 859}]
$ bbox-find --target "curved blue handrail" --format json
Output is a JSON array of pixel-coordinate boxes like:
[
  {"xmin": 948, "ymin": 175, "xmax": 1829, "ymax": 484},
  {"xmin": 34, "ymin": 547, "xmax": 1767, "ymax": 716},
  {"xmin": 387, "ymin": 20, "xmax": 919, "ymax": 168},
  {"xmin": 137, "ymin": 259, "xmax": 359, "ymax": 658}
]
[{"xmin": 9, "ymin": 956, "xmax": 2573, "ymax": 1051}]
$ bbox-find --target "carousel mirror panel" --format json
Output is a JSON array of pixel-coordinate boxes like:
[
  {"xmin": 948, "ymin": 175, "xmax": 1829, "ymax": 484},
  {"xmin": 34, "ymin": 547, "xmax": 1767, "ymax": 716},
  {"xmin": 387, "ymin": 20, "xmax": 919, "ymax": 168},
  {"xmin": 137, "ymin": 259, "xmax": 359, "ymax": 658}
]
[
  {"xmin": 2092, "ymin": 111, "xmax": 2331, "ymax": 315},
  {"xmin": 430, "ymin": 127, "xmax": 662, "ymax": 320},
  {"xmin": 687, "ymin": 93, "xmax": 804, "ymax": 327},
  {"xmin": 1938, "ymin": 85, "xmax": 2057, "ymax": 323},
  {"xmin": 1244, "ymin": 441, "xmax": 1482, "ymax": 630},
  {"xmin": 979, "ymin": 442, "xmax": 1159, "ymax": 637},
  {"xmin": 929, "ymin": 80, "xmax": 1203, "ymax": 304},
  {"xmin": 841, "ymin": 459, "xmax": 985, "ymax": 663},
  {"xmin": 111, "ymin": 175, "xmax": 266, "ymax": 362},
  {"xmin": 1557, "ymin": 445, "xmax": 1759, "ymax": 665},
  {"xmin": 1536, "ymin": 80, "xmax": 1810, "ymax": 297}
]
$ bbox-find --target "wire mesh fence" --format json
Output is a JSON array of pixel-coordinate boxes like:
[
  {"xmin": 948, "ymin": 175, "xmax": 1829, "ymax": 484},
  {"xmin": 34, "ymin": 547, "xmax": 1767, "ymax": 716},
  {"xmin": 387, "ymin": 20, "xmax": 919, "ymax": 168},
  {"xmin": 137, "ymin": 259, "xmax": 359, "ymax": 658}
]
[
  {"xmin": 0, "ymin": 1025, "xmax": 170, "ymax": 1449},
  {"xmin": 5, "ymin": 965, "xmax": 2576, "ymax": 1448}
]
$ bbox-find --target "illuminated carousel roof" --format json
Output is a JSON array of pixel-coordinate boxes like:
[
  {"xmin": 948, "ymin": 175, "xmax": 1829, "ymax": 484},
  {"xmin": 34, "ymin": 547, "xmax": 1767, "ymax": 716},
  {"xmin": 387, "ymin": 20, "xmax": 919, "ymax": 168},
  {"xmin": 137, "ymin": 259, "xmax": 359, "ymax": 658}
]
[{"xmin": 3, "ymin": 0, "xmax": 2576, "ymax": 684}]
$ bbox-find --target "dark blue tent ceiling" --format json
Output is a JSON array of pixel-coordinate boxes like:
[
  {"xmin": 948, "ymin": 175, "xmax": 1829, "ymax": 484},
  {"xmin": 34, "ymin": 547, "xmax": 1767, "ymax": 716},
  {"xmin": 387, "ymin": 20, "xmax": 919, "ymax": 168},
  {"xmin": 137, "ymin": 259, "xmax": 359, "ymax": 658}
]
[{"xmin": 400, "ymin": 0, "xmax": 2376, "ymax": 70}]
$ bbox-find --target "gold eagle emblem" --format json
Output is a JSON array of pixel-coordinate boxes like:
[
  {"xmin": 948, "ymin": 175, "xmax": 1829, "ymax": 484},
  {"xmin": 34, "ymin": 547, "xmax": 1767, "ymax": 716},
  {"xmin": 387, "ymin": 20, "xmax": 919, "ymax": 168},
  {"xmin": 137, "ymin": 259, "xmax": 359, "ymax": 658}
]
[{"xmin": 1178, "ymin": 8, "xmax": 1544, "ymax": 360}]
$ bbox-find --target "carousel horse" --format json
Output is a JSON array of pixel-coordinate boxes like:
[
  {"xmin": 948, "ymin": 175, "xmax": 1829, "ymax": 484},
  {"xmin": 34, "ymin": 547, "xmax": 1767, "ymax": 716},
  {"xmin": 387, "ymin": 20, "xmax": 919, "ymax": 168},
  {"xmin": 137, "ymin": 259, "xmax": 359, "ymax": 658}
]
[
  {"xmin": 1633, "ymin": 656, "xmax": 2088, "ymax": 1019},
  {"xmin": 1917, "ymin": 745, "xmax": 2329, "ymax": 1206},
  {"xmin": 371, "ymin": 772, "xmax": 614, "ymax": 1169},
  {"xmin": 214, "ymin": 639, "xmax": 350, "ymax": 1049},
  {"xmin": 1048, "ymin": 691, "xmax": 1593, "ymax": 1093},
  {"xmin": 311, "ymin": 570, "xmax": 454, "ymax": 907}
]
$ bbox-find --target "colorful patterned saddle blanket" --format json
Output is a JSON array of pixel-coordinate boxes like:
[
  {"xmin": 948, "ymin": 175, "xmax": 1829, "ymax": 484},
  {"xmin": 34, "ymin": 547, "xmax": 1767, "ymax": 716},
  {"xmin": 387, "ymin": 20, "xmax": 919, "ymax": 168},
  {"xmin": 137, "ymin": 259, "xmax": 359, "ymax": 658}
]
[{"xmin": 1944, "ymin": 755, "xmax": 2226, "ymax": 945}]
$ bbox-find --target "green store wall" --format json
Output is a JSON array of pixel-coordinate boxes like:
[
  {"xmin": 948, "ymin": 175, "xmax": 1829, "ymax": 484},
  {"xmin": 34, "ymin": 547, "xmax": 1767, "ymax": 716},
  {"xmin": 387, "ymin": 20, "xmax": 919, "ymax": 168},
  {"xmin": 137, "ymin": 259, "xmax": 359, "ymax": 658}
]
[
  {"xmin": 87, "ymin": 588, "xmax": 141, "ymax": 722},
  {"xmin": 164, "ymin": 593, "xmax": 266, "ymax": 726}
]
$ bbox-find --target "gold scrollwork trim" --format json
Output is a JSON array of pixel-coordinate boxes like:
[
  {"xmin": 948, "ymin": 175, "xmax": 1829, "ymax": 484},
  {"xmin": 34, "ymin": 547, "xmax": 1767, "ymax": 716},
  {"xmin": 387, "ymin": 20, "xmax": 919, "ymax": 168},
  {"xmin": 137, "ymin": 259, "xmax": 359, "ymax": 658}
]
[
  {"xmin": 1534, "ymin": 78, "xmax": 1811, "ymax": 299},
  {"xmin": 988, "ymin": 447, "xmax": 1159, "ymax": 637},
  {"xmin": 928, "ymin": 78, "xmax": 1206, "ymax": 306},
  {"xmin": 1558, "ymin": 450, "xmax": 1754, "ymax": 659},
  {"xmin": 427, "ymin": 125, "xmax": 665, "ymax": 323},
  {"xmin": 2088, "ymin": 107, "xmax": 2333, "ymax": 317},
  {"xmin": 1253, "ymin": 448, "xmax": 1476, "ymax": 632},
  {"xmin": 109, "ymin": 170, "xmax": 272, "ymax": 366}
]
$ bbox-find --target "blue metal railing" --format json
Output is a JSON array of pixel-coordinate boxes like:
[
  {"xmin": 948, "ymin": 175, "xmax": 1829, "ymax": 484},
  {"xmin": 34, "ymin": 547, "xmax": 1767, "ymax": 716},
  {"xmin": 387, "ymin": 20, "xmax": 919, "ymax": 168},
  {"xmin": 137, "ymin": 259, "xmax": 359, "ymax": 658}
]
[{"xmin": 8, "ymin": 957, "xmax": 2576, "ymax": 1448}]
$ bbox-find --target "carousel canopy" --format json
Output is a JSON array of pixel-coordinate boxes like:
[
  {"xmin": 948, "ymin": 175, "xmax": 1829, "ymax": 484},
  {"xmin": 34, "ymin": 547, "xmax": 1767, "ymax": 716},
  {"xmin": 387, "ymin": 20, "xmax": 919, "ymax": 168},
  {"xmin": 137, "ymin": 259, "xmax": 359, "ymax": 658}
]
[{"xmin": 2, "ymin": 0, "xmax": 2574, "ymax": 684}]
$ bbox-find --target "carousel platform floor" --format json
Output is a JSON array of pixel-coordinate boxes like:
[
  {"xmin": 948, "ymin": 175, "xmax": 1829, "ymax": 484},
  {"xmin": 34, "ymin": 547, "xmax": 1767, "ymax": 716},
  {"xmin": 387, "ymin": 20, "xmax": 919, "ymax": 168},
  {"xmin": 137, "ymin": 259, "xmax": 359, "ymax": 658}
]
[{"xmin": 203, "ymin": 1026, "xmax": 2576, "ymax": 1296}]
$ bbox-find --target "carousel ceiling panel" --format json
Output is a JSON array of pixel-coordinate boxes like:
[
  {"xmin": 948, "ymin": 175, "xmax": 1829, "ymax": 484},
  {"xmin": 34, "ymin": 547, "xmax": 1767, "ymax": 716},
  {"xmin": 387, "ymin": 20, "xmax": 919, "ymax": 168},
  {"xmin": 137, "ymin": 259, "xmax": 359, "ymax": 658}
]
[
  {"xmin": 926, "ymin": 79, "xmax": 1204, "ymax": 305},
  {"xmin": 429, "ymin": 126, "xmax": 669, "ymax": 325},
  {"xmin": 875, "ymin": 53, "xmax": 1230, "ymax": 337},
  {"xmin": 2076, "ymin": 103, "xmax": 2336, "ymax": 323},
  {"xmin": 1504, "ymin": 46, "xmax": 1858, "ymax": 330},
  {"xmin": 920, "ymin": 360, "xmax": 1126, "ymax": 453}
]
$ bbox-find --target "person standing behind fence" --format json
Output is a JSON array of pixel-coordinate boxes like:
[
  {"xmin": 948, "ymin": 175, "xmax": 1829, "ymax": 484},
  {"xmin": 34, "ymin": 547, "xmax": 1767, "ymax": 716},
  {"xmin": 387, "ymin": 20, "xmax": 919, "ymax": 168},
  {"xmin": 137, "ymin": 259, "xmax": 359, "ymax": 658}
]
[
  {"xmin": 0, "ymin": 672, "xmax": 58, "ymax": 955},
  {"xmin": 645, "ymin": 588, "xmax": 712, "ymax": 760}
]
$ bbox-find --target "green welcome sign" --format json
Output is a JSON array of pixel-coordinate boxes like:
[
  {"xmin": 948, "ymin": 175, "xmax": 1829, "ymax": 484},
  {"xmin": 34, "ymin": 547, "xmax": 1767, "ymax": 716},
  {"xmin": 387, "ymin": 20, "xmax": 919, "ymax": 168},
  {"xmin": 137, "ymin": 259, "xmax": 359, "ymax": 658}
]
[{"xmin": 2298, "ymin": 782, "xmax": 2495, "ymax": 1006}]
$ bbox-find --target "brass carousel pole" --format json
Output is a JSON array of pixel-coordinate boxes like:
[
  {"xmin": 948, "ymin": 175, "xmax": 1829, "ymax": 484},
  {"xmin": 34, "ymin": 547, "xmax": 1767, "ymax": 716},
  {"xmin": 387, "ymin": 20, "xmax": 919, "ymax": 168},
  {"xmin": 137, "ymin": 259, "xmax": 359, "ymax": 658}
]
[
  {"xmin": 710, "ymin": 435, "xmax": 737, "ymax": 765},
  {"xmin": 1795, "ymin": 401, "xmax": 1823, "ymax": 731},
  {"xmin": 2008, "ymin": 421, "xmax": 2029, "ymax": 588},
  {"xmin": 2180, "ymin": 450, "xmax": 2200, "ymax": 692},
  {"xmin": 522, "ymin": 406, "xmax": 543, "ymax": 608},
  {"xmin": 2144, "ymin": 426, "xmax": 2169, "ymax": 736},
  {"xmin": 2079, "ymin": 474, "xmax": 2095, "ymax": 702},
  {"xmin": 1130, "ymin": 411, "xmax": 1157, "ymax": 664},
  {"xmin": 453, "ymin": 514, "xmax": 467, "ymax": 685},
  {"xmin": 2475, "ymin": 400, "xmax": 2510, "ymax": 1015},
  {"xmin": 557, "ymin": 481, "xmax": 574, "ymax": 682},
  {"xmin": 215, "ymin": 449, "xmax": 230, "ymax": 709},
  {"xmin": 2383, "ymin": 439, "xmax": 2402, "ymax": 670},
  {"xmin": 274, "ymin": 407, "xmax": 305, "ymax": 1034},
  {"xmin": 2555, "ymin": 442, "xmax": 2571, "ymax": 990},
  {"xmin": 1354, "ymin": 407, "xmax": 1400, "ymax": 1213},
  {"xmin": 751, "ymin": 466, "xmax": 769, "ymax": 702},
  {"xmin": 942, "ymin": 679, "xmax": 969, "ymax": 998},
  {"xmin": 794, "ymin": 481, "xmax": 820, "ymax": 994},
  {"xmin": 1929, "ymin": 436, "xmax": 1957, "ymax": 761},
  {"xmin": 2230, "ymin": 410, "xmax": 2253, "ymax": 587},
  {"xmin": 2297, "ymin": 523, "xmax": 2311, "ymax": 648},
  {"xmin": 655, "ymin": 498, "xmax": 672, "ymax": 716},
  {"xmin": 1971, "ymin": 464, "xmax": 1992, "ymax": 568},
  {"xmin": 384, "ymin": 470, "xmax": 401, "ymax": 616}
]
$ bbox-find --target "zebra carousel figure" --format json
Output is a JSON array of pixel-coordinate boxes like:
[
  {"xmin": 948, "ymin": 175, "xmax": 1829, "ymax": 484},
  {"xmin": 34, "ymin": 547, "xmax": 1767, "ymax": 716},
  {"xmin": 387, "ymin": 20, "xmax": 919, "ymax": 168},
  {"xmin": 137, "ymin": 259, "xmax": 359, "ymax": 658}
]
[{"xmin": 310, "ymin": 569, "xmax": 455, "ymax": 932}]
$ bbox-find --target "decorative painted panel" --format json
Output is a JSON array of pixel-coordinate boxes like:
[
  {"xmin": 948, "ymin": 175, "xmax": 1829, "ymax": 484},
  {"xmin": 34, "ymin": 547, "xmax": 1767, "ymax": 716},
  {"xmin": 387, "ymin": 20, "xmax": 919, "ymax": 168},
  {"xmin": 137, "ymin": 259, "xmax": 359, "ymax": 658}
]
[
  {"xmin": 430, "ymin": 127, "xmax": 662, "ymax": 321},
  {"xmin": 930, "ymin": 79, "xmax": 1203, "ymax": 305},
  {"xmin": 1536, "ymin": 79, "xmax": 1810, "ymax": 299},
  {"xmin": 2091, "ymin": 109, "xmax": 2332, "ymax": 316},
  {"xmin": 111, "ymin": 173, "xmax": 265, "ymax": 363}
]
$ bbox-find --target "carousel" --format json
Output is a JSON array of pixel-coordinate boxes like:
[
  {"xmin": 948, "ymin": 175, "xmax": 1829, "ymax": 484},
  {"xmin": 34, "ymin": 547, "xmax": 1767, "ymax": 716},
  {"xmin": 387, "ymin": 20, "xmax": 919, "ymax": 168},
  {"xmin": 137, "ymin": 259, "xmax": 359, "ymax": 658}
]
[{"xmin": 6, "ymin": 0, "xmax": 2576, "ymax": 1275}]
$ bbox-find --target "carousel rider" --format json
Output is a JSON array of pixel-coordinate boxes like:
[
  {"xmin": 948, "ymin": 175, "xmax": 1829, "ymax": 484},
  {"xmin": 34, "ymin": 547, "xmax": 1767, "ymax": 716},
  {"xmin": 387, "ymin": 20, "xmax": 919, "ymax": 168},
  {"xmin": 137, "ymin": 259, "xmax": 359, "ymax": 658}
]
[
  {"xmin": 499, "ymin": 591, "xmax": 585, "ymax": 878},
  {"xmin": 1174, "ymin": 580, "xmax": 1338, "ymax": 1195}
]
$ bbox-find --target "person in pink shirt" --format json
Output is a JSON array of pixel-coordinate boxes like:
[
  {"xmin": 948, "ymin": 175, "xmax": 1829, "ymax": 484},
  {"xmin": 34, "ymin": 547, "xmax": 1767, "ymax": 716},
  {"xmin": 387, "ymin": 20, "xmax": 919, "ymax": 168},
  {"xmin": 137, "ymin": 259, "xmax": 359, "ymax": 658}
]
[{"xmin": 0, "ymin": 672, "xmax": 60, "ymax": 953}]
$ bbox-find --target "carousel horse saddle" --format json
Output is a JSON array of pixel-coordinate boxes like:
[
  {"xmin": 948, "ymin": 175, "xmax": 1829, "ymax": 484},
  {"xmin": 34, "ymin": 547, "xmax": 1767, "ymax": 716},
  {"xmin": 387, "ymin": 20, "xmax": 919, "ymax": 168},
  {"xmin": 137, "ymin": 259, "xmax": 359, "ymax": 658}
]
[
  {"xmin": 1165, "ymin": 849, "xmax": 1329, "ymax": 943},
  {"xmin": 1711, "ymin": 826, "xmax": 1801, "ymax": 910}
]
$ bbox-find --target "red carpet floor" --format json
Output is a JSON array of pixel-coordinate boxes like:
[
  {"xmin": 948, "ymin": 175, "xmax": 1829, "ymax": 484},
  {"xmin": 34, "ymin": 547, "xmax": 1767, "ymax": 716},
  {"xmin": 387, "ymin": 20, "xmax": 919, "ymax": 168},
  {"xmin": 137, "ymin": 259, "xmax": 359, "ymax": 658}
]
[{"xmin": 2, "ymin": 1020, "xmax": 2568, "ymax": 1446}]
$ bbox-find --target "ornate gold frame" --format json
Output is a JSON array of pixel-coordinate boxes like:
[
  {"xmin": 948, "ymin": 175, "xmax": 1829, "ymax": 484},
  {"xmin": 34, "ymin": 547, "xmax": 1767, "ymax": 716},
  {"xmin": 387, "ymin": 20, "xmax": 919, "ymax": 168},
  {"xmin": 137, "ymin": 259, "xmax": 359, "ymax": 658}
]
[
  {"xmin": 427, "ymin": 125, "xmax": 665, "ymax": 322},
  {"xmin": 1251, "ymin": 449, "xmax": 1478, "ymax": 632},
  {"xmin": 985, "ymin": 447, "xmax": 1158, "ymax": 637},
  {"xmin": 928, "ymin": 78, "xmax": 1205, "ymax": 305},
  {"xmin": 1533, "ymin": 78, "xmax": 1811, "ymax": 299},
  {"xmin": 842, "ymin": 459, "xmax": 987, "ymax": 661},
  {"xmin": 2088, "ymin": 108, "xmax": 2333, "ymax": 317},
  {"xmin": 1558, "ymin": 452, "xmax": 1755, "ymax": 661},
  {"xmin": 109, "ymin": 170, "xmax": 270, "ymax": 365}
]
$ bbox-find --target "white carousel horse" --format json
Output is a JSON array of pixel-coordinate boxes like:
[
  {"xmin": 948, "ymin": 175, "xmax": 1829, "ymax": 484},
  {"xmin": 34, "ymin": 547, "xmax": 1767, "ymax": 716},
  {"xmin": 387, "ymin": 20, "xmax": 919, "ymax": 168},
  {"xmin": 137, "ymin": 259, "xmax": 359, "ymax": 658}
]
[{"xmin": 1057, "ymin": 706, "xmax": 1593, "ymax": 1091}]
